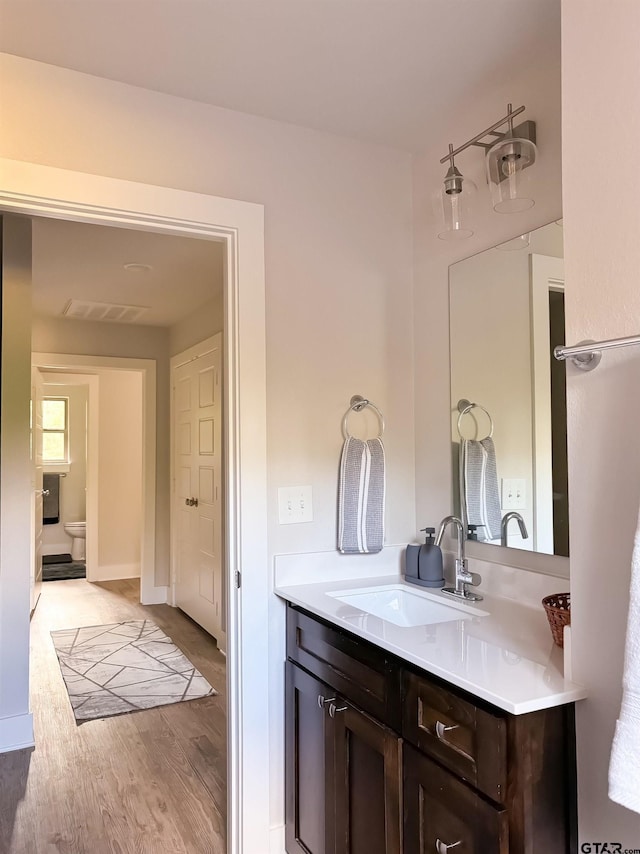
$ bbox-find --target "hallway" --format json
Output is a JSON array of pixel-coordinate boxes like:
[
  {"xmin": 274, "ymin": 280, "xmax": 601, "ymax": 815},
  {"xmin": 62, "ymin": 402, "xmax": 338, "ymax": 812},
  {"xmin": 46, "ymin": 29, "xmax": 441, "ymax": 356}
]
[{"xmin": 0, "ymin": 579, "xmax": 227, "ymax": 854}]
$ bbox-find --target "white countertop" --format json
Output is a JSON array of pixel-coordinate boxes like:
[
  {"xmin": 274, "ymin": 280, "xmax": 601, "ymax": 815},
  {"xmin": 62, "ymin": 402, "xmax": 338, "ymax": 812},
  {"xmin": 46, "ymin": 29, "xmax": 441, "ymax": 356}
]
[{"xmin": 275, "ymin": 572, "xmax": 587, "ymax": 715}]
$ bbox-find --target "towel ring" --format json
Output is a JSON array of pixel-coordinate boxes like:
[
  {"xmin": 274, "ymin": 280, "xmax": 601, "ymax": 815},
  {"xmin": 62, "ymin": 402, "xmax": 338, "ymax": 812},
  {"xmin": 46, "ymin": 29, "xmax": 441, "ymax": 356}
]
[
  {"xmin": 342, "ymin": 395, "xmax": 385, "ymax": 439},
  {"xmin": 456, "ymin": 400, "xmax": 494, "ymax": 440}
]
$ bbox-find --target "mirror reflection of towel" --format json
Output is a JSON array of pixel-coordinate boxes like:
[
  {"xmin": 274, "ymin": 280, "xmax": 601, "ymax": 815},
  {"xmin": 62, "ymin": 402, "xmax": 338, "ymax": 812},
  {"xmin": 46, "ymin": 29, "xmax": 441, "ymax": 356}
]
[
  {"xmin": 460, "ymin": 438, "xmax": 501, "ymax": 540},
  {"xmin": 43, "ymin": 473, "xmax": 60, "ymax": 524}
]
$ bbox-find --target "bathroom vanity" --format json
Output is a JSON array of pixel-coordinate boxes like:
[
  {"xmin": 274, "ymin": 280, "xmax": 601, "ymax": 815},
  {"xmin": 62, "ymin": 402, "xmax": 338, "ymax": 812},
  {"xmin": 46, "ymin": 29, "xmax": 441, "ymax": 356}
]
[{"xmin": 277, "ymin": 573, "xmax": 584, "ymax": 854}]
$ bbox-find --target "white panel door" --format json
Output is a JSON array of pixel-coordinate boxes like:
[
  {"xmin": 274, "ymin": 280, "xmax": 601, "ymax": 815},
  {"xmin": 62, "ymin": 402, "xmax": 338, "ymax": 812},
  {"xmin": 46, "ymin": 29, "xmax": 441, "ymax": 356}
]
[
  {"xmin": 173, "ymin": 336, "xmax": 224, "ymax": 650},
  {"xmin": 30, "ymin": 365, "xmax": 44, "ymax": 615}
]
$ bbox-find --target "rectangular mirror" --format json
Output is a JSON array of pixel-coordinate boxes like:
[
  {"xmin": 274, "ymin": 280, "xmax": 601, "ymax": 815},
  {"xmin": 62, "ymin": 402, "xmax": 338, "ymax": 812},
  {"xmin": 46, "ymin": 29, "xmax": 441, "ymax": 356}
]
[{"xmin": 449, "ymin": 220, "xmax": 568, "ymax": 557}]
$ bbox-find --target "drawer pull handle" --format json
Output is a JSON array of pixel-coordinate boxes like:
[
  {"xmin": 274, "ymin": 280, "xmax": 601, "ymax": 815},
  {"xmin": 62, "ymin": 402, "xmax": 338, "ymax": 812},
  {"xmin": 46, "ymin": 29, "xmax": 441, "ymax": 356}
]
[
  {"xmin": 435, "ymin": 839, "xmax": 462, "ymax": 853},
  {"xmin": 435, "ymin": 720, "xmax": 459, "ymax": 740},
  {"xmin": 317, "ymin": 694, "xmax": 336, "ymax": 709},
  {"xmin": 328, "ymin": 702, "xmax": 347, "ymax": 718}
]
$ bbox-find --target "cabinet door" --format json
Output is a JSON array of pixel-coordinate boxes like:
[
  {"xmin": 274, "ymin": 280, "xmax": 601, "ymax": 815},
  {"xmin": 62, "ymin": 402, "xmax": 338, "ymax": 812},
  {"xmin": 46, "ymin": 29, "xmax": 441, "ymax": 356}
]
[
  {"xmin": 330, "ymin": 700, "xmax": 402, "ymax": 854},
  {"xmin": 286, "ymin": 662, "xmax": 333, "ymax": 854},
  {"xmin": 404, "ymin": 744, "xmax": 508, "ymax": 854}
]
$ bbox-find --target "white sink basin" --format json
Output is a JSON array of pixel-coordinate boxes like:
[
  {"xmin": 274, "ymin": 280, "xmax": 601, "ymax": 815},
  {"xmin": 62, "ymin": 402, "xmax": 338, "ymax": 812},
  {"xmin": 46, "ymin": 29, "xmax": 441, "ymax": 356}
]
[{"xmin": 327, "ymin": 584, "xmax": 487, "ymax": 628}]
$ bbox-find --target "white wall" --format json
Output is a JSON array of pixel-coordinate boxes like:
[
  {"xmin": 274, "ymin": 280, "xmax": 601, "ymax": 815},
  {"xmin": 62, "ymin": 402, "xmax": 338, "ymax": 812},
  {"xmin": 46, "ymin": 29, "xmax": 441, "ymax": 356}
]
[
  {"xmin": 2, "ymin": 55, "xmax": 415, "ymax": 830},
  {"xmin": 170, "ymin": 294, "xmax": 223, "ymax": 356},
  {"xmin": 412, "ymin": 56, "xmax": 563, "ymax": 570},
  {"xmin": 40, "ymin": 380, "xmax": 88, "ymax": 555},
  {"xmin": 562, "ymin": 0, "xmax": 640, "ymax": 844},
  {"xmin": 97, "ymin": 370, "xmax": 143, "ymax": 579},
  {"xmin": 32, "ymin": 315, "xmax": 170, "ymax": 585}
]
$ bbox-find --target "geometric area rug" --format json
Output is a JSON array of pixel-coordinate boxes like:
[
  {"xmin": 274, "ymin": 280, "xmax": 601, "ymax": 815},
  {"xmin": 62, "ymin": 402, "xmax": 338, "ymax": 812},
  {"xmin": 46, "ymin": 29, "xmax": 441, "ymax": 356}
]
[{"xmin": 50, "ymin": 619, "xmax": 216, "ymax": 724}]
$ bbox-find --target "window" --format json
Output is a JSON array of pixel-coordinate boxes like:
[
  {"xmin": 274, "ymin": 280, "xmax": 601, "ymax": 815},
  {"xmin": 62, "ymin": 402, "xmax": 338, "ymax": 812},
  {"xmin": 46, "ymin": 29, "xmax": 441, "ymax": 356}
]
[{"xmin": 42, "ymin": 397, "xmax": 69, "ymax": 463}]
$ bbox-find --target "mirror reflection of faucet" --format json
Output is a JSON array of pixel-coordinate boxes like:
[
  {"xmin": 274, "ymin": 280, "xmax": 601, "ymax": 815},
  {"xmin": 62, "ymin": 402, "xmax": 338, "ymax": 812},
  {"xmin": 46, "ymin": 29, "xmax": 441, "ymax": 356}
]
[
  {"xmin": 500, "ymin": 511, "xmax": 529, "ymax": 547},
  {"xmin": 435, "ymin": 515, "xmax": 483, "ymax": 602}
]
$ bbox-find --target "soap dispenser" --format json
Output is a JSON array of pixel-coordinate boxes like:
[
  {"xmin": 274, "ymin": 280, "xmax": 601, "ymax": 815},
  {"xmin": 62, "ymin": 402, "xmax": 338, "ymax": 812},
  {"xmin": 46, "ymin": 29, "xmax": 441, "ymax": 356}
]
[
  {"xmin": 417, "ymin": 527, "xmax": 445, "ymax": 588},
  {"xmin": 405, "ymin": 527, "xmax": 445, "ymax": 588},
  {"xmin": 467, "ymin": 524, "xmax": 486, "ymax": 541}
]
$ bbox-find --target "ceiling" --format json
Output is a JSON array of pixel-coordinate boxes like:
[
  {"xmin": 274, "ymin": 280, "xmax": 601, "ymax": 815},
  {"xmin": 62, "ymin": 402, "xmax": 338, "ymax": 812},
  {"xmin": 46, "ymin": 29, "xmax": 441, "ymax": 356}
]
[
  {"xmin": 0, "ymin": 0, "xmax": 560, "ymax": 152},
  {"xmin": 32, "ymin": 217, "xmax": 224, "ymax": 327}
]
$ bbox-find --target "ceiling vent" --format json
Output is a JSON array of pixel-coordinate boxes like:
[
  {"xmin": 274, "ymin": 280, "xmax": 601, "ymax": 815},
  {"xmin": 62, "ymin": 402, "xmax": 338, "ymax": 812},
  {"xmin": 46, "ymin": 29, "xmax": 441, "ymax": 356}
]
[{"xmin": 62, "ymin": 299, "xmax": 149, "ymax": 324}]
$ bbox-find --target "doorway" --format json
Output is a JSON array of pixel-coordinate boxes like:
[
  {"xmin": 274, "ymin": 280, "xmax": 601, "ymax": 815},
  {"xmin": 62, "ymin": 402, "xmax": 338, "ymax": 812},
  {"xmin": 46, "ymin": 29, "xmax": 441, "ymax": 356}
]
[
  {"xmin": 0, "ymin": 159, "xmax": 269, "ymax": 853},
  {"xmin": 31, "ymin": 353, "xmax": 157, "ymax": 601},
  {"xmin": 37, "ymin": 373, "xmax": 93, "ymax": 586}
]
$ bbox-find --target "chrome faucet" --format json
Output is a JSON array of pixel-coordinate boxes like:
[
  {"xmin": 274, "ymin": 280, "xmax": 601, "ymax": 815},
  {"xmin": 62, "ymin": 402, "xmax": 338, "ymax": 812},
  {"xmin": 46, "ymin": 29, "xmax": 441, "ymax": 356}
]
[
  {"xmin": 500, "ymin": 512, "xmax": 529, "ymax": 547},
  {"xmin": 435, "ymin": 515, "xmax": 483, "ymax": 602}
]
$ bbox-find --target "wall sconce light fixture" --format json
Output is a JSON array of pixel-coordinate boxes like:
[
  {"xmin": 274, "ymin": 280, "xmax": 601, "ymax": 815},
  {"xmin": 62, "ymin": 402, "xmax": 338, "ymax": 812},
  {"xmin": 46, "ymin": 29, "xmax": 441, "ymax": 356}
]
[
  {"xmin": 434, "ymin": 144, "xmax": 477, "ymax": 240},
  {"xmin": 436, "ymin": 103, "xmax": 537, "ymax": 238}
]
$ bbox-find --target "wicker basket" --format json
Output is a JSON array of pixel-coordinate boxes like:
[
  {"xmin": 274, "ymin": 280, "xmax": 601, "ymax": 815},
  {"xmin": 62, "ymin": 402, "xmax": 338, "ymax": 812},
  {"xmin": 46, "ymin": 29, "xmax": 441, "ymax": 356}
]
[{"xmin": 542, "ymin": 592, "xmax": 571, "ymax": 648}]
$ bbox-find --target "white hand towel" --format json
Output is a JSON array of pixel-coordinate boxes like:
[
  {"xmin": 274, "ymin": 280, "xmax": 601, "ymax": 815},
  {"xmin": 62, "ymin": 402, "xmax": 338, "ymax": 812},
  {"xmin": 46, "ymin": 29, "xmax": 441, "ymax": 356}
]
[
  {"xmin": 337, "ymin": 437, "xmax": 385, "ymax": 554},
  {"xmin": 609, "ymin": 507, "xmax": 640, "ymax": 812}
]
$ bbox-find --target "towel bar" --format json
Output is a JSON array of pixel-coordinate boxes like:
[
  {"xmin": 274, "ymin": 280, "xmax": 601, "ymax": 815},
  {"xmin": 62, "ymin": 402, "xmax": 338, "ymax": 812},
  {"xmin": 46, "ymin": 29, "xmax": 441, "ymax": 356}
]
[{"xmin": 554, "ymin": 333, "xmax": 640, "ymax": 371}]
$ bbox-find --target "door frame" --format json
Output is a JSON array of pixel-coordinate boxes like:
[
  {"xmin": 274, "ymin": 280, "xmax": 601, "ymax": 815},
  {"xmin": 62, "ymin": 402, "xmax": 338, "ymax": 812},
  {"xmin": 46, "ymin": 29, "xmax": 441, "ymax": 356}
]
[
  {"xmin": 530, "ymin": 253, "xmax": 565, "ymax": 555},
  {"xmin": 30, "ymin": 365, "xmax": 44, "ymax": 617},
  {"xmin": 0, "ymin": 158, "xmax": 269, "ymax": 853},
  {"xmin": 34, "ymin": 359, "xmax": 152, "ymax": 593},
  {"xmin": 34, "ymin": 369, "xmax": 101, "ymax": 583}
]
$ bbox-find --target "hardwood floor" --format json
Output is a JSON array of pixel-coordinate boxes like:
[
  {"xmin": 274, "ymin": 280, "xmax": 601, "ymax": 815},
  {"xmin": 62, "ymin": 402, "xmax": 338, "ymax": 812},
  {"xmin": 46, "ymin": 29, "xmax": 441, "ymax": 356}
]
[{"xmin": 0, "ymin": 579, "xmax": 227, "ymax": 854}]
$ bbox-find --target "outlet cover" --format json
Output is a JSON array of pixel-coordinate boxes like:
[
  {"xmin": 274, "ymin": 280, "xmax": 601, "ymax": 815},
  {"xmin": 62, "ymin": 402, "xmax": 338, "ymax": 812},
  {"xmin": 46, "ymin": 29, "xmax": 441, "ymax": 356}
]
[{"xmin": 278, "ymin": 485, "xmax": 313, "ymax": 524}]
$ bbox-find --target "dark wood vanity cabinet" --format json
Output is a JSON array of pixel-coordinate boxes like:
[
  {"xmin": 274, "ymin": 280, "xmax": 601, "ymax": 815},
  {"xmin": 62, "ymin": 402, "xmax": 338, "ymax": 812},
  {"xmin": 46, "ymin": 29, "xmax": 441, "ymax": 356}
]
[
  {"xmin": 285, "ymin": 609, "xmax": 403, "ymax": 854},
  {"xmin": 285, "ymin": 604, "xmax": 576, "ymax": 854}
]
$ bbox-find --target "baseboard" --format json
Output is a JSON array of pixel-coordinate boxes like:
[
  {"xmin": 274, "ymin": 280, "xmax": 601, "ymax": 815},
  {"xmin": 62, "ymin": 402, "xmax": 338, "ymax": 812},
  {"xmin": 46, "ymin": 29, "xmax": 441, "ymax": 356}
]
[
  {"xmin": 270, "ymin": 824, "xmax": 285, "ymax": 854},
  {"xmin": 92, "ymin": 563, "xmax": 141, "ymax": 582},
  {"xmin": 42, "ymin": 542, "xmax": 72, "ymax": 556},
  {"xmin": 0, "ymin": 712, "xmax": 34, "ymax": 754},
  {"xmin": 140, "ymin": 584, "xmax": 168, "ymax": 606}
]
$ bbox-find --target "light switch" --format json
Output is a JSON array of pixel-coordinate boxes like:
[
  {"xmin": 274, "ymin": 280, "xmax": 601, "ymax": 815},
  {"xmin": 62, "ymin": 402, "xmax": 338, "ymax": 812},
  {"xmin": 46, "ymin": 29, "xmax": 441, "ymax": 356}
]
[
  {"xmin": 278, "ymin": 485, "xmax": 313, "ymax": 524},
  {"xmin": 501, "ymin": 478, "xmax": 526, "ymax": 510}
]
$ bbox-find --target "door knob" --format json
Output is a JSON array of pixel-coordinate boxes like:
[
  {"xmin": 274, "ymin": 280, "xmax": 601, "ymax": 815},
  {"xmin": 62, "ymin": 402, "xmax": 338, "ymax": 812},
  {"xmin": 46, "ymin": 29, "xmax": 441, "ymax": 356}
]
[
  {"xmin": 185, "ymin": 498, "xmax": 191, "ymax": 506},
  {"xmin": 36, "ymin": 489, "xmax": 50, "ymax": 497},
  {"xmin": 192, "ymin": 497, "xmax": 199, "ymax": 507}
]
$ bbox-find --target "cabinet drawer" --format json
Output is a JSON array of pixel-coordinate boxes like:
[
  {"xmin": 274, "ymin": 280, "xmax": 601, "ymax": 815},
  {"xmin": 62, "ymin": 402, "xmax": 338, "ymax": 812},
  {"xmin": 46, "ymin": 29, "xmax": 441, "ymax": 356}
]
[
  {"xmin": 404, "ymin": 743, "xmax": 509, "ymax": 854},
  {"xmin": 403, "ymin": 670, "xmax": 507, "ymax": 803},
  {"xmin": 287, "ymin": 605, "xmax": 401, "ymax": 730}
]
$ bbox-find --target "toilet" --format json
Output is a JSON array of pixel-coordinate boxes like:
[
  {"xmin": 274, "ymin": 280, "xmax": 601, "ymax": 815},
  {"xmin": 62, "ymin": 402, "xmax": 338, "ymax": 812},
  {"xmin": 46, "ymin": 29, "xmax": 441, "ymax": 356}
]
[{"xmin": 64, "ymin": 521, "xmax": 86, "ymax": 561}]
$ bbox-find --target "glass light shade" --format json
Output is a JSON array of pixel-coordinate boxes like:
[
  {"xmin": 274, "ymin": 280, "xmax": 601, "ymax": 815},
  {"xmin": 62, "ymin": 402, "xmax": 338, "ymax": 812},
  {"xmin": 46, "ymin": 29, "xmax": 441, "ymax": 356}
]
[
  {"xmin": 433, "ymin": 174, "xmax": 476, "ymax": 241},
  {"xmin": 496, "ymin": 232, "xmax": 531, "ymax": 252},
  {"xmin": 486, "ymin": 136, "xmax": 537, "ymax": 213}
]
